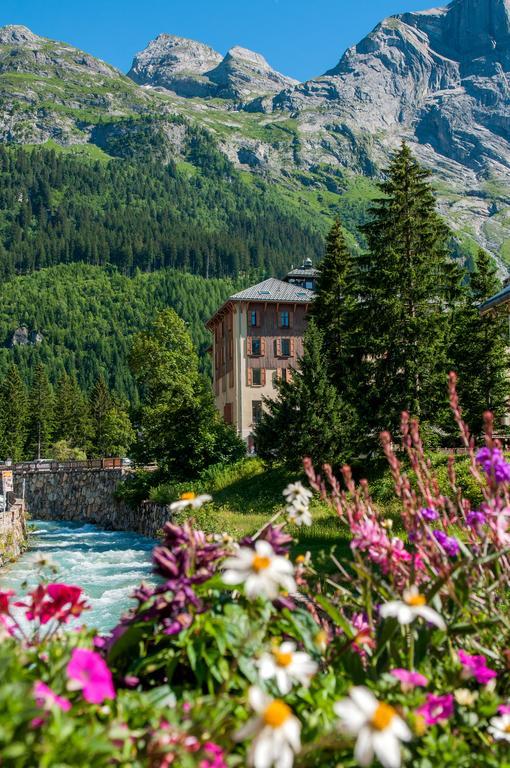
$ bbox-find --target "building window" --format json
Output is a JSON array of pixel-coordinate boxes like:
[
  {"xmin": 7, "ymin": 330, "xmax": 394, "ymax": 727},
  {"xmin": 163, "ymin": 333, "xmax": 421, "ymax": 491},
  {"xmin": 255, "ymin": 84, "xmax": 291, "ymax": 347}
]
[
  {"xmin": 248, "ymin": 310, "xmax": 259, "ymax": 327},
  {"xmin": 252, "ymin": 400, "xmax": 263, "ymax": 424},
  {"xmin": 279, "ymin": 310, "xmax": 290, "ymax": 328},
  {"xmin": 281, "ymin": 338, "xmax": 291, "ymax": 357},
  {"xmin": 248, "ymin": 337, "xmax": 263, "ymax": 357},
  {"xmin": 249, "ymin": 368, "xmax": 266, "ymax": 387},
  {"xmin": 281, "ymin": 368, "xmax": 289, "ymax": 383},
  {"xmin": 305, "ymin": 280, "xmax": 314, "ymax": 290}
]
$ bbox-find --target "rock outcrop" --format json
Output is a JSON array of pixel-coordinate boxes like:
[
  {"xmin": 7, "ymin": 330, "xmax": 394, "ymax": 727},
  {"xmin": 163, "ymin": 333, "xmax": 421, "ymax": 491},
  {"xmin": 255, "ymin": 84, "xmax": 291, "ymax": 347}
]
[{"xmin": 128, "ymin": 36, "xmax": 297, "ymax": 100}]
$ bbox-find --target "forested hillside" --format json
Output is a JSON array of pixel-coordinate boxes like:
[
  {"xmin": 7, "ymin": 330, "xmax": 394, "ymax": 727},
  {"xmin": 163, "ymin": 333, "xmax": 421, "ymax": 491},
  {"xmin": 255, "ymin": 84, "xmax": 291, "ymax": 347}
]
[
  {"xmin": 0, "ymin": 264, "xmax": 239, "ymax": 399},
  {"xmin": 0, "ymin": 138, "xmax": 325, "ymax": 280}
]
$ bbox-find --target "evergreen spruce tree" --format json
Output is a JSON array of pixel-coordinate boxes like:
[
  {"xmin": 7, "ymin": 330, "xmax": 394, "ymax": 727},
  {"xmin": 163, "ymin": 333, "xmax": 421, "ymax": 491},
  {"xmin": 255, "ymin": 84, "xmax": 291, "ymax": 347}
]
[
  {"xmin": 311, "ymin": 219, "xmax": 357, "ymax": 392},
  {"xmin": 54, "ymin": 373, "xmax": 91, "ymax": 453},
  {"xmin": 356, "ymin": 143, "xmax": 457, "ymax": 441},
  {"xmin": 27, "ymin": 363, "xmax": 55, "ymax": 459},
  {"xmin": 450, "ymin": 248, "xmax": 509, "ymax": 435},
  {"xmin": 0, "ymin": 365, "xmax": 29, "ymax": 462},
  {"xmin": 89, "ymin": 375, "xmax": 112, "ymax": 457},
  {"xmin": 255, "ymin": 320, "xmax": 358, "ymax": 468}
]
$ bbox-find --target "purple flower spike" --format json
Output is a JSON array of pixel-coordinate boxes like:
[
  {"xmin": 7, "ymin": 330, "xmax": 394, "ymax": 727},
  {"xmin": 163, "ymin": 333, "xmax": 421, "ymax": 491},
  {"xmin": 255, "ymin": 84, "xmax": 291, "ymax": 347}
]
[
  {"xmin": 476, "ymin": 447, "xmax": 510, "ymax": 484},
  {"xmin": 466, "ymin": 510, "xmax": 486, "ymax": 528},
  {"xmin": 420, "ymin": 507, "xmax": 439, "ymax": 522},
  {"xmin": 433, "ymin": 530, "xmax": 460, "ymax": 557}
]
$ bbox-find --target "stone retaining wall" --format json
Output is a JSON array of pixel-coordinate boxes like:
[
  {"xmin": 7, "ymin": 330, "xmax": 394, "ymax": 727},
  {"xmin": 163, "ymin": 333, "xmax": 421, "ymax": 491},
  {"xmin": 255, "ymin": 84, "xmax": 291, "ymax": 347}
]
[
  {"xmin": 11, "ymin": 469, "xmax": 171, "ymax": 541},
  {"xmin": 0, "ymin": 500, "xmax": 27, "ymax": 567}
]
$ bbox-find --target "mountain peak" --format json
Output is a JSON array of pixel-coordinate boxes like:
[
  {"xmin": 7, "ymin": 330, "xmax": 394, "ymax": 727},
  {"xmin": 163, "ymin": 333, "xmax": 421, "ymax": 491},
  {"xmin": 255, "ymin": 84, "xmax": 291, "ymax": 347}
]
[
  {"xmin": 443, "ymin": 0, "xmax": 510, "ymax": 52},
  {"xmin": 128, "ymin": 34, "xmax": 222, "ymax": 96},
  {"xmin": 225, "ymin": 46, "xmax": 270, "ymax": 69},
  {"xmin": 0, "ymin": 25, "xmax": 39, "ymax": 44}
]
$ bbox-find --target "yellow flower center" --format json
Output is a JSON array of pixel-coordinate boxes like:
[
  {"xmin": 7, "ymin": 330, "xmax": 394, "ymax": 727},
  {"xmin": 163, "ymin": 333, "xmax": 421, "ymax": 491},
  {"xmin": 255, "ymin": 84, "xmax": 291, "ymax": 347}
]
[
  {"xmin": 274, "ymin": 650, "xmax": 293, "ymax": 667},
  {"xmin": 370, "ymin": 703, "xmax": 397, "ymax": 731},
  {"xmin": 252, "ymin": 555, "xmax": 271, "ymax": 572},
  {"xmin": 263, "ymin": 700, "xmax": 292, "ymax": 728},
  {"xmin": 295, "ymin": 555, "xmax": 306, "ymax": 564},
  {"xmin": 405, "ymin": 593, "xmax": 426, "ymax": 607},
  {"xmin": 505, "ymin": 725, "xmax": 510, "ymax": 734},
  {"xmin": 180, "ymin": 492, "xmax": 196, "ymax": 501}
]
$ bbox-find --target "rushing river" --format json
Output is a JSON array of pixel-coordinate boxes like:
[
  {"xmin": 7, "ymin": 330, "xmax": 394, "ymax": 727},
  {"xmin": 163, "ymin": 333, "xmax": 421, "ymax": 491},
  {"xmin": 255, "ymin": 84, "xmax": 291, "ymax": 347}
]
[{"xmin": 0, "ymin": 520, "xmax": 156, "ymax": 632}]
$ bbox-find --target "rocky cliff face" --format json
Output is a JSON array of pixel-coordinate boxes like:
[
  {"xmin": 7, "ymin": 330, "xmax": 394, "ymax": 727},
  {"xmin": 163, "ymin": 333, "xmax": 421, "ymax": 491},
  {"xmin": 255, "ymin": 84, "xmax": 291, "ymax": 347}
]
[
  {"xmin": 128, "ymin": 36, "xmax": 297, "ymax": 100},
  {"xmin": 0, "ymin": 3, "xmax": 509, "ymax": 263}
]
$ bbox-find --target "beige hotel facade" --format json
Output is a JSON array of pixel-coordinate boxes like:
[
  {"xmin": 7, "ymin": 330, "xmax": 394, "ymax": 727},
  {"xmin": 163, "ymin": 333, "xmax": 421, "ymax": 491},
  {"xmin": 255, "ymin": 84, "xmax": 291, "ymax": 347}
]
[{"xmin": 206, "ymin": 262, "xmax": 317, "ymax": 449}]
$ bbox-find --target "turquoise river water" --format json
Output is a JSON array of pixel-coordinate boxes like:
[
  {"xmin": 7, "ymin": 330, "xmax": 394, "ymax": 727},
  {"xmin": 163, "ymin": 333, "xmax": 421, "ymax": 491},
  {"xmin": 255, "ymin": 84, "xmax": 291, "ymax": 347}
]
[{"xmin": 0, "ymin": 520, "xmax": 156, "ymax": 632}]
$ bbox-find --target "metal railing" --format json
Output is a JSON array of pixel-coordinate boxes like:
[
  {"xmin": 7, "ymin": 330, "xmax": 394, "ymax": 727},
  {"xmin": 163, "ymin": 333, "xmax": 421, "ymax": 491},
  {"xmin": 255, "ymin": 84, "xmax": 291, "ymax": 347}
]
[{"xmin": 0, "ymin": 458, "xmax": 123, "ymax": 474}]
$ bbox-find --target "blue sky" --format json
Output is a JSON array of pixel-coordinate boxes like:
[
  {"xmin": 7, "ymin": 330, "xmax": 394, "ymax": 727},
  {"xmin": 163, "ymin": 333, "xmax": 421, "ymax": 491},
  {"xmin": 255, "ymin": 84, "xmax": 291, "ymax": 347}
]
[{"xmin": 1, "ymin": 0, "xmax": 440, "ymax": 81}]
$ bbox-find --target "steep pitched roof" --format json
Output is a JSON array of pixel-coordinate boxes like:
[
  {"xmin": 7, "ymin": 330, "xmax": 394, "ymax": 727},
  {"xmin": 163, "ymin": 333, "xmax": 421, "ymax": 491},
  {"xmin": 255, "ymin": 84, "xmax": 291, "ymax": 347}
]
[
  {"xmin": 480, "ymin": 283, "xmax": 510, "ymax": 313},
  {"xmin": 229, "ymin": 277, "xmax": 314, "ymax": 303}
]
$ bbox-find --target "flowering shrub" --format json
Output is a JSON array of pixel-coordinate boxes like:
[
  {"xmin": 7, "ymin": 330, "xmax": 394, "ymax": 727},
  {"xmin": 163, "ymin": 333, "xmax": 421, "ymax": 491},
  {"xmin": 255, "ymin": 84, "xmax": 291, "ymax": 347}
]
[{"xmin": 4, "ymin": 374, "xmax": 510, "ymax": 766}]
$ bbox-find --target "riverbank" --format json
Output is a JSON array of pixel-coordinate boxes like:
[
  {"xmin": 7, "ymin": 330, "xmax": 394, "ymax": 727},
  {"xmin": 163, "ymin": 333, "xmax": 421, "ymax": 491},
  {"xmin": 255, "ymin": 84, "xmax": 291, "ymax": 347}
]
[{"xmin": 0, "ymin": 500, "xmax": 27, "ymax": 567}]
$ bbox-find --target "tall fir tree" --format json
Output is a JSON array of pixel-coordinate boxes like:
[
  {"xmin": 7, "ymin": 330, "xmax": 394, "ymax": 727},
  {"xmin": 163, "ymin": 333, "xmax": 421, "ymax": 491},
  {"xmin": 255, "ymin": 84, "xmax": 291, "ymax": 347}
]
[
  {"xmin": 311, "ymin": 219, "xmax": 358, "ymax": 393},
  {"xmin": 356, "ymin": 143, "xmax": 458, "ymax": 441},
  {"xmin": 0, "ymin": 364, "xmax": 29, "ymax": 462},
  {"xmin": 255, "ymin": 320, "xmax": 358, "ymax": 468},
  {"xmin": 54, "ymin": 373, "xmax": 91, "ymax": 451},
  {"xmin": 89, "ymin": 375, "xmax": 112, "ymax": 457},
  {"xmin": 450, "ymin": 248, "xmax": 509, "ymax": 435},
  {"xmin": 27, "ymin": 363, "xmax": 55, "ymax": 459}
]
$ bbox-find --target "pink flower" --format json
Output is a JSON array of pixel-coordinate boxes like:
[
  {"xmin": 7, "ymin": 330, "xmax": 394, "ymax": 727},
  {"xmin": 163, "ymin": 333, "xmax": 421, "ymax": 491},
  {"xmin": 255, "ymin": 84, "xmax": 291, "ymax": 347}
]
[
  {"xmin": 416, "ymin": 693, "xmax": 454, "ymax": 725},
  {"xmin": 34, "ymin": 681, "xmax": 71, "ymax": 712},
  {"xmin": 391, "ymin": 668, "xmax": 428, "ymax": 691},
  {"xmin": 458, "ymin": 650, "xmax": 497, "ymax": 684},
  {"xmin": 498, "ymin": 704, "xmax": 510, "ymax": 714},
  {"xmin": 0, "ymin": 589, "xmax": 14, "ymax": 615},
  {"xmin": 66, "ymin": 648, "xmax": 115, "ymax": 704}
]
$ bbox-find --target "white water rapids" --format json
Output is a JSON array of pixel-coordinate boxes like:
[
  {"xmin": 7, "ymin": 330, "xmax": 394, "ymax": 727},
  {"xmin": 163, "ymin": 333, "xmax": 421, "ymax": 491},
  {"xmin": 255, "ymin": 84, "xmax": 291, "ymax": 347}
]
[{"xmin": 0, "ymin": 520, "xmax": 156, "ymax": 631}]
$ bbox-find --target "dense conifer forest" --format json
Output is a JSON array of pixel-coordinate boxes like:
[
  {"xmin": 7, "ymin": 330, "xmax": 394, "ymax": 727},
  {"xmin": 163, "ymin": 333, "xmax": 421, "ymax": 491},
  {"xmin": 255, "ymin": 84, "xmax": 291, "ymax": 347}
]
[
  {"xmin": 0, "ymin": 137, "xmax": 323, "ymax": 280},
  {"xmin": 0, "ymin": 264, "xmax": 237, "ymax": 399}
]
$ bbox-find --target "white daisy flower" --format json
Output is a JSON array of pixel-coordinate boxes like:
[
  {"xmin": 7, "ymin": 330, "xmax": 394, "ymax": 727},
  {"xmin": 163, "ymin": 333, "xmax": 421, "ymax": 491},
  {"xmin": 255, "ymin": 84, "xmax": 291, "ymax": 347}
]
[
  {"xmin": 222, "ymin": 540, "xmax": 296, "ymax": 600},
  {"xmin": 379, "ymin": 586, "xmax": 446, "ymax": 630},
  {"xmin": 235, "ymin": 686, "xmax": 301, "ymax": 768},
  {"xmin": 283, "ymin": 482, "xmax": 313, "ymax": 506},
  {"xmin": 169, "ymin": 492, "xmax": 212, "ymax": 512},
  {"xmin": 489, "ymin": 713, "xmax": 510, "ymax": 742},
  {"xmin": 286, "ymin": 499, "xmax": 312, "ymax": 527},
  {"xmin": 257, "ymin": 641, "xmax": 318, "ymax": 695},
  {"xmin": 334, "ymin": 687, "xmax": 411, "ymax": 768}
]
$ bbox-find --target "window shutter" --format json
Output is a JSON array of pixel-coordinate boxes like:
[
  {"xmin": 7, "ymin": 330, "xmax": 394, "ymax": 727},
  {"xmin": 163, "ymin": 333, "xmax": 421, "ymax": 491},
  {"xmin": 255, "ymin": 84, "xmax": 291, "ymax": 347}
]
[
  {"xmin": 256, "ymin": 311, "xmax": 261, "ymax": 328},
  {"xmin": 289, "ymin": 311, "xmax": 294, "ymax": 328},
  {"xmin": 276, "ymin": 338, "xmax": 282, "ymax": 357},
  {"xmin": 287, "ymin": 368, "xmax": 293, "ymax": 382},
  {"xmin": 276, "ymin": 368, "xmax": 282, "ymax": 381},
  {"xmin": 261, "ymin": 369, "xmax": 266, "ymax": 386},
  {"xmin": 247, "ymin": 337, "xmax": 252, "ymax": 356},
  {"xmin": 290, "ymin": 338, "xmax": 295, "ymax": 357},
  {"xmin": 261, "ymin": 337, "xmax": 266, "ymax": 355},
  {"xmin": 247, "ymin": 368, "xmax": 253, "ymax": 386}
]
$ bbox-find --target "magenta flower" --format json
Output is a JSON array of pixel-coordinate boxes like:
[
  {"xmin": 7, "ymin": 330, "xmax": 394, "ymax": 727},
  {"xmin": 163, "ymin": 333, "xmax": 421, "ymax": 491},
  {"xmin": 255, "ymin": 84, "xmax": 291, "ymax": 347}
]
[
  {"xmin": 200, "ymin": 742, "xmax": 227, "ymax": 768},
  {"xmin": 34, "ymin": 681, "xmax": 71, "ymax": 712},
  {"xmin": 498, "ymin": 704, "xmax": 510, "ymax": 714},
  {"xmin": 0, "ymin": 589, "xmax": 14, "ymax": 615},
  {"xmin": 391, "ymin": 668, "xmax": 428, "ymax": 690},
  {"xmin": 66, "ymin": 648, "xmax": 115, "ymax": 704},
  {"xmin": 458, "ymin": 650, "xmax": 497, "ymax": 684},
  {"xmin": 416, "ymin": 693, "xmax": 454, "ymax": 725}
]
